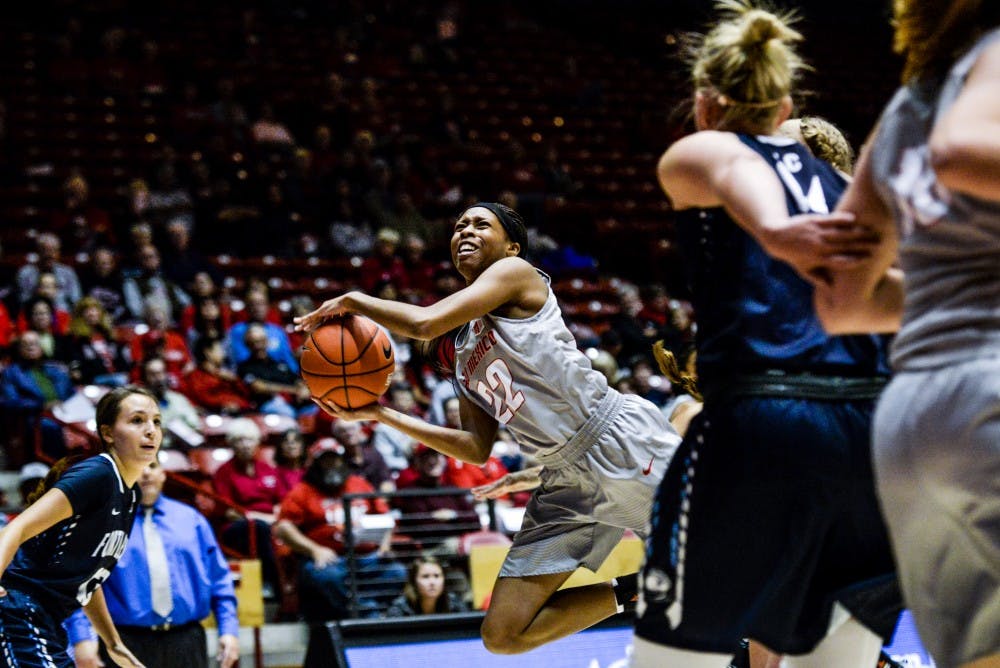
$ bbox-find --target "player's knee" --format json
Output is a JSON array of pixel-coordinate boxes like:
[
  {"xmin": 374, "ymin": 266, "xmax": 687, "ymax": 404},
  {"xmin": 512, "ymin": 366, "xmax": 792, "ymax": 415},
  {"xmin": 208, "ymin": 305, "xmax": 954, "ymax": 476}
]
[{"xmin": 480, "ymin": 618, "xmax": 526, "ymax": 655}]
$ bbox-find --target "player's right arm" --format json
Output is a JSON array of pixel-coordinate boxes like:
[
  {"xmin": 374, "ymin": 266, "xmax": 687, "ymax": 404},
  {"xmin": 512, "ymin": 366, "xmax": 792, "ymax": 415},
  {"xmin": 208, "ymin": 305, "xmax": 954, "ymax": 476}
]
[
  {"xmin": 83, "ymin": 588, "xmax": 144, "ymax": 667},
  {"xmin": 813, "ymin": 136, "xmax": 904, "ymax": 334},
  {"xmin": 294, "ymin": 257, "xmax": 546, "ymax": 341},
  {"xmin": 657, "ymin": 131, "xmax": 872, "ymax": 279},
  {"xmin": 0, "ymin": 488, "xmax": 73, "ymax": 592},
  {"xmin": 315, "ymin": 392, "xmax": 497, "ymax": 466},
  {"xmin": 928, "ymin": 39, "xmax": 1000, "ymax": 202}
]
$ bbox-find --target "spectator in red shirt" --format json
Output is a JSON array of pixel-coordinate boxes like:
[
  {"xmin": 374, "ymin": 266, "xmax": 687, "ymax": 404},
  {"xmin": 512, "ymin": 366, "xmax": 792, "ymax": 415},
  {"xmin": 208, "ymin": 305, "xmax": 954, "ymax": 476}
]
[
  {"xmin": 129, "ymin": 299, "xmax": 193, "ymax": 387},
  {"xmin": 274, "ymin": 439, "xmax": 406, "ymax": 620},
  {"xmin": 394, "ymin": 444, "xmax": 481, "ymax": 554},
  {"xmin": 183, "ymin": 336, "xmax": 253, "ymax": 414},
  {"xmin": 17, "ymin": 296, "xmax": 73, "ymax": 366},
  {"xmin": 399, "ymin": 233, "xmax": 437, "ymax": 305},
  {"xmin": 274, "ymin": 428, "xmax": 308, "ymax": 492},
  {"xmin": 15, "ymin": 280, "xmax": 71, "ymax": 336},
  {"xmin": 437, "ymin": 397, "xmax": 509, "ymax": 489},
  {"xmin": 331, "ymin": 419, "xmax": 394, "ymax": 494},
  {"xmin": 213, "ymin": 417, "xmax": 284, "ymax": 595},
  {"xmin": 0, "ymin": 300, "xmax": 13, "ymax": 352},
  {"xmin": 50, "ymin": 171, "xmax": 114, "ymax": 255},
  {"xmin": 358, "ymin": 227, "xmax": 408, "ymax": 294}
]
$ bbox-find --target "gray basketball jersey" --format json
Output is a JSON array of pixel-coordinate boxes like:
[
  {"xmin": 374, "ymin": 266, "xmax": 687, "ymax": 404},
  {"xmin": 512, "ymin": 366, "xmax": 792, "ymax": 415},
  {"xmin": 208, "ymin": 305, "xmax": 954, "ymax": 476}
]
[
  {"xmin": 870, "ymin": 27, "xmax": 1000, "ymax": 371},
  {"xmin": 453, "ymin": 272, "xmax": 611, "ymax": 457}
]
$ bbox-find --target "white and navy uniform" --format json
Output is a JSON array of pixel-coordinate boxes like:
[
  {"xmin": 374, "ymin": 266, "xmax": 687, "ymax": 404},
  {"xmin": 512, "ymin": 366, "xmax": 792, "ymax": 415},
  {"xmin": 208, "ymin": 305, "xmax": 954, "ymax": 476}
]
[
  {"xmin": 634, "ymin": 135, "xmax": 897, "ymax": 658},
  {"xmin": 0, "ymin": 454, "xmax": 139, "ymax": 668},
  {"xmin": 454, "ymin": 273, "xmax": 680, "ymax": 577},
  {"xmin": 867, "ymin": 27, "xmax": 1000, "ymax": 668}
]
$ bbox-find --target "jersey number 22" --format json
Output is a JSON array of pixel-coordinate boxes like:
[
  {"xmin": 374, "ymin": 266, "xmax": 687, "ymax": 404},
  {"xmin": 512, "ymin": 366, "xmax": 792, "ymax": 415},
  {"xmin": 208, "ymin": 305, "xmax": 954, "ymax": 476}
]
[{"xmin": 476, "ymin": 359, "xmax": 525, "ymax": 424}]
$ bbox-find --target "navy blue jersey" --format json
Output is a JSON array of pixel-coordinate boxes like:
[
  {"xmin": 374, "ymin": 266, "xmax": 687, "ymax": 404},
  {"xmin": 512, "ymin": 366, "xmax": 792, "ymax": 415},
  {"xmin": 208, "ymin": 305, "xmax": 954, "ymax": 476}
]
[
  {"xmin": 674, "ymin": 134, "xmax": 891, "ymax": 391},
  {"xmin": 3, "ymin": 454, "xmax": 139, "ymax": 621}
]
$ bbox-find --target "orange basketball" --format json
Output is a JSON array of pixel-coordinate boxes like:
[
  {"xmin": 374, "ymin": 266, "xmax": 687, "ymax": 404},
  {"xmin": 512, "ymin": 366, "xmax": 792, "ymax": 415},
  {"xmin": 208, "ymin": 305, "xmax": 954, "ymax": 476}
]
[{"xmin": 300, "ymin": 315, "xmax": 395, "ymax": 409}]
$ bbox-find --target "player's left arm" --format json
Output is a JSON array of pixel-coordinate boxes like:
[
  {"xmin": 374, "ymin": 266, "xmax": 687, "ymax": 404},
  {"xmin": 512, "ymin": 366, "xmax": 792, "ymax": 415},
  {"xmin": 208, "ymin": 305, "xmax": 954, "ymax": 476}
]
[
  {"xmin": 295, "ymin": 258, "xmax": 546, "ymax": 341},
  {"xmin": 929, "ymin": 39, "xmax": 1000, "ymax": 202},
  {"xmin": 315, "ymin": 391, "xmax": 498, "ymax": 465},
  {"xmin": 83, "ymin": 588, "xmax": 144, "ymax": 667}
]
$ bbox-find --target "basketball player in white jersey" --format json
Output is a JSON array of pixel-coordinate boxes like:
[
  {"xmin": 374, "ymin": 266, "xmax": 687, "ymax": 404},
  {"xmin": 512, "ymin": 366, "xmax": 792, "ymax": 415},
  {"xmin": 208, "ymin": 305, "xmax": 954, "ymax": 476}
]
[{"xmin": 296, "ymin": 201, "xmax": 681, "ymax": 654}]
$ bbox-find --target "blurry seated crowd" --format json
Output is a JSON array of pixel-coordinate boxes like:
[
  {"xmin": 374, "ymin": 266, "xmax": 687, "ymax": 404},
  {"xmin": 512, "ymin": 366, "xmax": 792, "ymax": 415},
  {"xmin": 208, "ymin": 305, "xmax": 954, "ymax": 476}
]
[
  {"xmin": 0, "ymin": 0, "xmax": 716, "ymax": 626},
  {"xmin": 0, "ymin": 225, "xmax": 696, "ymax": 623}
]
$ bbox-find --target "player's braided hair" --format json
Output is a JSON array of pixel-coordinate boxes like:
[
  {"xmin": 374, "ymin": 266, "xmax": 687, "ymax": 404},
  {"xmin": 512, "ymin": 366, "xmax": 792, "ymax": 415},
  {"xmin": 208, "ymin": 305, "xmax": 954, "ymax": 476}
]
[
  {"xmin": 414, "ymin": 329, "xmax": 458, "ymax": 379},
  {"xmin": 797, "ymin": 116, "xmax": 855, "ymax": 174},
  {"xmin": 653, "ymin": 341, "xmax": 702, "ymax": 402},
  {"xmin": 25, "ymin": 455, "xmax": 86, "ymax": 505}
]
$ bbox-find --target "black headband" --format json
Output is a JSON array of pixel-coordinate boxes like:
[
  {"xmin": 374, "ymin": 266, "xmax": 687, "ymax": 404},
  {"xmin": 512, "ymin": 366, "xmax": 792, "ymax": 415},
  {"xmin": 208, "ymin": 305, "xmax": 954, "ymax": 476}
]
[{"xmin": 469, "ymin": 202, "xmax": 527, "ymax": 257}]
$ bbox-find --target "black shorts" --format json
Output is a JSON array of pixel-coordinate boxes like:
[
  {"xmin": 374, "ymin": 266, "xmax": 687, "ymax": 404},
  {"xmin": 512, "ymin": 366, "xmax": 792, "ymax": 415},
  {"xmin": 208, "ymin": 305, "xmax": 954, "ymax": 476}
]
[
  {"xmin": 634, "ymin": 394, "xmax": 897, "ymax": 655},
  {"xmin": 0, "ymin": 589, "xmax": 73, "ymax": 668}
]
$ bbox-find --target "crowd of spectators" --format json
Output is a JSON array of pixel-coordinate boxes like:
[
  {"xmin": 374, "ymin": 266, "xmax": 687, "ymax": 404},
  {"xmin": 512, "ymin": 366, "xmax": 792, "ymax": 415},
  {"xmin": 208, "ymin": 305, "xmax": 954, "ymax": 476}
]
[{"xmin": 0, "ymin": 1, "xmax": 717, "ymax": 622}]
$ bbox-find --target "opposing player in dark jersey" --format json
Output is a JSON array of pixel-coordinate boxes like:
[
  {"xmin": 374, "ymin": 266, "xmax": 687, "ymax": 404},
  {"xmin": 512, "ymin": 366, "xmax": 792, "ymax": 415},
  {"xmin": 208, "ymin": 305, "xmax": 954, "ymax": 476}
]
[
  {"xmin": 630, "ymin": 2, "xmax": 899, "ymax": 667},
  {"xmin": 296, "ymin": 202, "xmax": 680, "ymax": 654},
  {"xmin": 0, "ymin": 386, "xmax": 162, "ymax": 667}
]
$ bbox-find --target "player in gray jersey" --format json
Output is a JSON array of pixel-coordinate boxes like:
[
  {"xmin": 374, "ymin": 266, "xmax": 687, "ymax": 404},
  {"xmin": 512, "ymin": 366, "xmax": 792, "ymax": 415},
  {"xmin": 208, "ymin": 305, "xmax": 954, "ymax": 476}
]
[
  {"xmin": 296, "ymin": 201, "xmax": 680, "ymax": 655},
  {"xmin": 808, "ymin": 3, "xmax": 1000, "ymax": 666}
]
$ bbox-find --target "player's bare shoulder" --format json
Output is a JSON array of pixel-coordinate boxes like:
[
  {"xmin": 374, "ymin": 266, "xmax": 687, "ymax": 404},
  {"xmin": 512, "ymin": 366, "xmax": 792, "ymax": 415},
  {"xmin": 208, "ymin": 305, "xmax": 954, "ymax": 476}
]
[{"xmin": 486, "ymin": 257, "xmax": 548, "ymax": 318}]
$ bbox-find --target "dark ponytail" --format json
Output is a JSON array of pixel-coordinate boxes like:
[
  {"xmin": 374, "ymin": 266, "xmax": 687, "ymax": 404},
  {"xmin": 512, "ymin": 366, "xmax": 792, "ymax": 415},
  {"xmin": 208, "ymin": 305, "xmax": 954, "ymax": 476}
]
[{"xmin": 25, "ymin": 455, "xmax": 87, "ymax": 505}]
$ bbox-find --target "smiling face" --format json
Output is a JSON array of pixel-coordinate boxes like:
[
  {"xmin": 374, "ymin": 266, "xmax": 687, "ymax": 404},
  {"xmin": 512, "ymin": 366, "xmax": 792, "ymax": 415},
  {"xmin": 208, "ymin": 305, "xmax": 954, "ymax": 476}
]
[
  {"xmin": 100, "ymin": 393, "xmax": 163, "ymax": 471},
  {"xmin": 450, "ymin": 207, "xmax": 519, "ymax": 282}
]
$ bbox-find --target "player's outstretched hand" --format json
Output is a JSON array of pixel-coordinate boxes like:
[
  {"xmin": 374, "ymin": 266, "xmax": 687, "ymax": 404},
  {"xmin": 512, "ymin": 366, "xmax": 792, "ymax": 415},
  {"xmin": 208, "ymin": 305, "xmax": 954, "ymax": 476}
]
[
  {"xmin": 761, "ymin": 211, "xmax": 879, "ymax": 284},
  {"xmin": 312, "ymin": 397, "xmax": 382, "ymax": 423},
  {"xmin": 293, "ymin": 294, "xmax": 351, "ymax": 333},
  {"xmin": 106, "ymin": 642, "xmax": 145, "ymax": 668},
  {"xmin": 472, "ymin": 466, "xmax": 543, "ymax": 500}
]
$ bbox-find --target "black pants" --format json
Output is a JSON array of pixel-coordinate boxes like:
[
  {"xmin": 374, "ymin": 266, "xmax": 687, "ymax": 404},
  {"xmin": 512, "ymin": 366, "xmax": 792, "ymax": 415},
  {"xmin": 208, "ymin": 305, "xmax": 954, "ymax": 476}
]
[
  {"xmin": 101, "ymin": 622, "xmax": 208, "ymax": 668},
  {"xmin": 221, "ymin": 518, "xmax": 279, "ymax": 589}
]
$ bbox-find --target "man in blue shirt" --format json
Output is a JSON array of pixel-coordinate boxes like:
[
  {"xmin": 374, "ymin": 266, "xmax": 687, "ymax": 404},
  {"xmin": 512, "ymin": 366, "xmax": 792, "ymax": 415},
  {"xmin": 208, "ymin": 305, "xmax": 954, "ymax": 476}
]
[{"xmin": 67, "ymin": 460, "xmax": 240, "ymax": 668}]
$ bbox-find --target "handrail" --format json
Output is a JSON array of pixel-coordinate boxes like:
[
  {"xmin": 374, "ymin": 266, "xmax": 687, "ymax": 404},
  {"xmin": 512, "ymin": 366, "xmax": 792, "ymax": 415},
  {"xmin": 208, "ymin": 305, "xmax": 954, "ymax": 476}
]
[
  {"xmin": 340, "ymin": 488, "xmax": 498, "ymax": 618},
  {"xmin": 164, "ymin": 470, "xmax": 259, "ymax": 560}
]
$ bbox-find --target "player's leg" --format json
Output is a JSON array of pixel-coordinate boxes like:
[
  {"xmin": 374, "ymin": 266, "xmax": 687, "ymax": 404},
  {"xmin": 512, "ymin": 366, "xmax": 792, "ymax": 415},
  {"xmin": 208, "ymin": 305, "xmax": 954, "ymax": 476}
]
[
  {"xmin": 749, "ymin": 641, "xmax": 782, "ymax": 668},
  {"xmin": 874, "ymin": 366, "xmax": 1000, "ymax": 668},
  {"xmin": 629, "ymin": 635, "xmax": 733, "ymax": 668},
  {"xmin": 779, "ymin": 606, "xmax": 883, "ymax": 668},
  {"xmin": 480, "ymin": 571, "xmax": 619, "ymax": 654}
]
